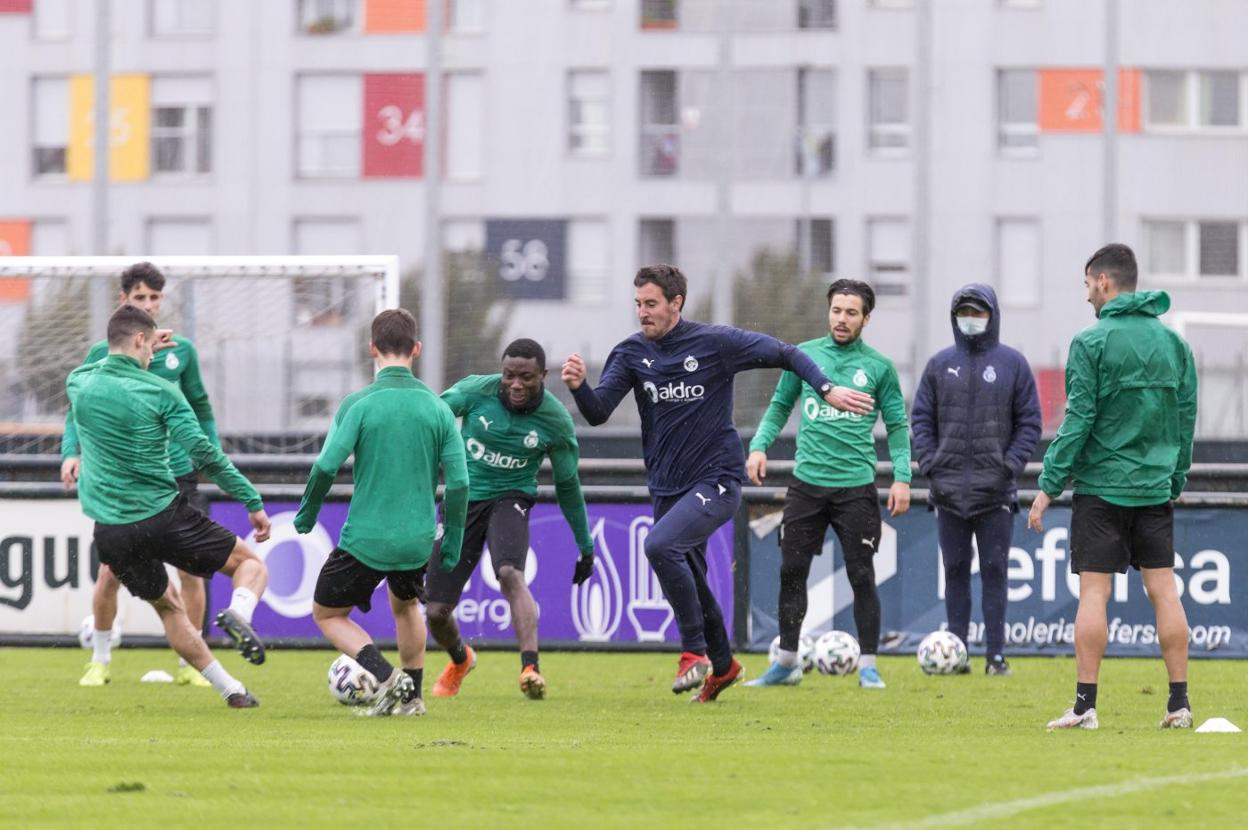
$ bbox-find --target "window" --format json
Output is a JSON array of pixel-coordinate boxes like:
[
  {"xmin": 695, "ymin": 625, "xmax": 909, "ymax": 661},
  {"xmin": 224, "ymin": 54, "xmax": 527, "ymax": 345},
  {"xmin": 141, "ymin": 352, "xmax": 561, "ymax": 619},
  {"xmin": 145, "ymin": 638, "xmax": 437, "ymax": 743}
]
[
  {"xmin": 640, "ymin": 70, "xmax": 679, "ymax": 176},
  {"xmin": 151, "ymin": 76, "xmax": 213, "ymax": 175},
  {"xmin": 797, "ymin": 0, "xmax": 836, "ymax": 29},
  {"xmin": 146, "ymin": 218, "xmax": 213, "ymax": 255},
  {"xmin": 1145, "ymin": 71, "xmax": 1186, "ymax": 128},
  {"xmin": 298, "ymin": 0, "xmax": 357, "ymax": 34},
  {"xmin": 150, "ymin": 0, "xmax": 214, "ymax": 36},
  {"xmin": 32, "ymin": 77, "xmax": 68, "ymax": 178},
  {"xmin": 639, "ymin": 218, "xmax": 675, "ymax": 265},
  {"xmin": 797, "ymin": 218, "xmax": 835, "ymax": 275},
  {"xmin": 297, "ymin": 75, "xmax": 361, "ymax": 178},
  {"xmin": 568, "ymin": 70, "xmax": 610, "ymax": 157},
  {"xmin": 998, "ymin": 69, "xmax": 1038, "ymax": 152},
  {"xmin": 996, "ymin": 219, "xmax": 1040, "ymax": 305},
  {"xmin": 641, "ymin": 0, "xmax": 676, "ymax": 30},
  {"xmin": 867, "ymin": 218, "xmax": 911, "ymax": 296},
  {"xmin": 1199, "ymin": 71, "xmax": 1240, "ymax": 127},
  {"xmin": 293, "ymin": 219, "xmax": 361, "ymax": 325},
  {"xmin": 571, "ymin": 0, "xmax": 611, "ymax": 9},
  {"xmin": 445, "ymin": 73, "xmax": 485, "ymax": 180},
  {"xmin": 33, "ymin": 0, "xmax": 71, "ymax": 39},
  {"xmin": 1146, "ymin": 70, "xmax": 1245, "ymax": 131},
  {"xmin": 868, "ymin": 68, "xmax": 909, "ymax": 152},
  {"xmin": 569, "ymin": 220, "xmax": 609, "ymax": 304},
  {"xmin": 1144, "ymin": 219, "xmax": 1244, "ymax": 280},
  {"xmin": 448, "ymin": 0, "xmax": 485, "ymax": 32},
  {"xmin": 797, "ymin": 67, "xmax": 835, "ymax": 176}
]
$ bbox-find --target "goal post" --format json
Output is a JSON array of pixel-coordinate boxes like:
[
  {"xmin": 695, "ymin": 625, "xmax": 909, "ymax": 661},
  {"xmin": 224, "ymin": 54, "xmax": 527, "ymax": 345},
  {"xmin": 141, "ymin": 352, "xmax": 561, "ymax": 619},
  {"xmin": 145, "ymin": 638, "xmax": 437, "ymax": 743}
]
[{"xmin": 0, "ymin": 255, "xmax": 400, "ymax": 452}]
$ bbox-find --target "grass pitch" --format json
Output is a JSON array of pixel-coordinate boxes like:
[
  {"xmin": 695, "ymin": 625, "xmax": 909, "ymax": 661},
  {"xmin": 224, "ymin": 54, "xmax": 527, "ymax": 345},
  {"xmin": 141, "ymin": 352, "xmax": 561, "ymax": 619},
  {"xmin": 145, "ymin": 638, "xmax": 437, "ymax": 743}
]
[{"xmin": 1, "ymin": 647, "xmax": 1244, "ymax": 829}]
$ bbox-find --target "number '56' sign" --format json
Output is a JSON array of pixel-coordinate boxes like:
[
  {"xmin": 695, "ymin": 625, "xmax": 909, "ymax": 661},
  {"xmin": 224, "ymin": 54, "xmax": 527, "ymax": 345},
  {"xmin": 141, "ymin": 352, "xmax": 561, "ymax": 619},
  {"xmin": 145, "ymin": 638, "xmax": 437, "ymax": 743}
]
[{"xmin": 499, "ymin": 239, "xmax": 551, "ymax": 282}]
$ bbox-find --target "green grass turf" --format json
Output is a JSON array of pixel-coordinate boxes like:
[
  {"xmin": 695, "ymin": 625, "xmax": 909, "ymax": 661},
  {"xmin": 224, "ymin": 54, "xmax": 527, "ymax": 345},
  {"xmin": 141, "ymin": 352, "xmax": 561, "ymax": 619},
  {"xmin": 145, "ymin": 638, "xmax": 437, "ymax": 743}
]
[{"xmin": 1, "ymin": 648, "xmax": 1244, "ymax": 829}]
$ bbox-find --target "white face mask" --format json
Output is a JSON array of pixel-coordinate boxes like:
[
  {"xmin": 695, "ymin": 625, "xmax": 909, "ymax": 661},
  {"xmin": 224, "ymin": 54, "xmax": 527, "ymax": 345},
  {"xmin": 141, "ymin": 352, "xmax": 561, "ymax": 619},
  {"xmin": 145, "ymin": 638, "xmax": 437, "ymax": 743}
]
[{"xmin": 957, "ymin": 316, "xmax": 989, "ymax": 336}]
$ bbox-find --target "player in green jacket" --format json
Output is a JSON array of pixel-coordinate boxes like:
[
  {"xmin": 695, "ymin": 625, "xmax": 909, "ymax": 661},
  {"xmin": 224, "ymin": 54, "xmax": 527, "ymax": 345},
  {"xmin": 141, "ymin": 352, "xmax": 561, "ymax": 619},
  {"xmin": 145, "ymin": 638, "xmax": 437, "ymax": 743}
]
[
  {"xmin": 66, "ymin": 304, "xmax": 272, "ymax": 708},
  {"xmin": 65, "ymin": 262, "xmax": 224, "ymax": 689},
  {"xmin": 294, "ymin": 309, "xmax": 469, "ymax": 717},
  {"xmin": 745, "ymin": 279, "xmax": 911, "ymax": 690},
  {"xmin": 1031, "ymin": 244, "xmax": 1198, "ymax": 732},
  {"xmin": 426, "ymin": 338, "xmax": 595, "ymax": 701}
]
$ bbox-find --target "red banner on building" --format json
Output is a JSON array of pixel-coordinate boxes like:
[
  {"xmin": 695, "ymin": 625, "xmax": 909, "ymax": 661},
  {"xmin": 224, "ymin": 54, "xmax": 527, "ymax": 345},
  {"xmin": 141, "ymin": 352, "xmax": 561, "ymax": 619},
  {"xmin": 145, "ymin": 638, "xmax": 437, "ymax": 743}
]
[
  {"xmin": 0, "ymin": 1, "xmax": 33, "ymax": 13},
  {"xmin": 362, "ymin": 73, "xmax": 425, "ymax": 178}
]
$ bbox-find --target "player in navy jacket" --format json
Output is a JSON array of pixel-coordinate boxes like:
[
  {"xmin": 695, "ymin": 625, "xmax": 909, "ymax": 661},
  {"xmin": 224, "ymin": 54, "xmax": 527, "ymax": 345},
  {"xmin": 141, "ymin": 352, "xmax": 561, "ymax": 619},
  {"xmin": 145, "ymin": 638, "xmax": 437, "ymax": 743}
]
[
  {"xmin": 911, "ymin": 283, "xmax": 1041, "ymax": 674},
  {"xmin": 562, "ymin": 264, "xmax": 873, "ymax": 702}
]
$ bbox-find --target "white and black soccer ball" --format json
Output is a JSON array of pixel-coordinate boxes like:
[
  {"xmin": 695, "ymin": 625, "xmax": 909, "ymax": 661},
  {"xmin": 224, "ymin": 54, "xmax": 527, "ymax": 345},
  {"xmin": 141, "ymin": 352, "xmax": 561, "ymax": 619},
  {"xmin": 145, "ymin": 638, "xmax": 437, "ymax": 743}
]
[
  {"xmin": 767, "ymin": 634, "xmax": 817, "ymax": 674},
  {"xmin": 813, "ymin": 630, "xmax": 861, "ymax": 676},
  {"xmin": 77, "ymin": 615, "xmax": 123, "ymax": 650},
  {"xmin": 917, "ymin": 631, "xmax": 969, "ymax": 675},
  {"xmin": 327, "ymin": 654, "xmax": 378, "ymax": 706}
]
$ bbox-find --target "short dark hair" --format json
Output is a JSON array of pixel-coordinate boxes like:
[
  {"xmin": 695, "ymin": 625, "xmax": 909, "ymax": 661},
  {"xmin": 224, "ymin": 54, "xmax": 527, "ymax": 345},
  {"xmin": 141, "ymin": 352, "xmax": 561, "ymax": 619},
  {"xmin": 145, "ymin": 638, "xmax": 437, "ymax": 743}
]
[
  {"xmin": 826, "ymin": 278, "xmax": 876, "ymax": 315},
  {"xmin": 107, "ymin": 304, "xmax": 157, "ymax": 346},
  {"xmin": 371, "ymin": 308, "xmax": 418, "ymax": 356},
  {"xmin": 1085, "ymin": 243, "xmax": 1138, "ymax": 291},
  {"xmin": 502, "ymin": 338, "xmax": 546, "ymax": 371},
  {"xmin": 120, "ymin": 261, "xmax": 166, "ymax": 294},
  {"xmin": 634, "ymin": 264, "xmax": 687, "ymax": 305}
]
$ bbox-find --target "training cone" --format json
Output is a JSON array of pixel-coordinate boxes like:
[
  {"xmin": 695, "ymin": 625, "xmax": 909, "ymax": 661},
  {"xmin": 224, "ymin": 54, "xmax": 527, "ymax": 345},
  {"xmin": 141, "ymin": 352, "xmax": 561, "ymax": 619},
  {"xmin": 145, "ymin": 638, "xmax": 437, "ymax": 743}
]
[
  {"xmin": 1195, "ymin": 717, "xmax": 1241, "ymax": 733},
  {"xmin": 140, "ymin": 669, "xmax": 174, "ymax": 683}
]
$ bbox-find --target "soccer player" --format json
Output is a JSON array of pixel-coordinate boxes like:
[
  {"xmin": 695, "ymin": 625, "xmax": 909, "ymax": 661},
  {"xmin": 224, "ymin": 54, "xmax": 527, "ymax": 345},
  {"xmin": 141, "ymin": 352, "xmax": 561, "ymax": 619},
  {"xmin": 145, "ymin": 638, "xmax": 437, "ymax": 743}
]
[
  {"xmin": 561, "ymin": 264, "xmax": 873, "ymax": 702},
  {"xmin": 425, "ymin": 339, "xmax": 596, "ymax": 701},
  {"xmin": 294, "ymin": 309, "xmax": 469, "ymax": 717},
  {"xmin": 64, "ymin": 262, "xmax": 223, "ymax": 688},
  {"xmin": 745, "ymin": 279, "xmax": 910, "ymax": 690},
  {"xmin": 66, "ymin": 304, "xmax": 271, "ymax": 708},
  {"xmin": 911, "ymin": 284, "xmax": 1041, "ymax": 676},
  {"xmin": 1030, "ymin": 244, "xmax": 1197, "ymax": 731}
]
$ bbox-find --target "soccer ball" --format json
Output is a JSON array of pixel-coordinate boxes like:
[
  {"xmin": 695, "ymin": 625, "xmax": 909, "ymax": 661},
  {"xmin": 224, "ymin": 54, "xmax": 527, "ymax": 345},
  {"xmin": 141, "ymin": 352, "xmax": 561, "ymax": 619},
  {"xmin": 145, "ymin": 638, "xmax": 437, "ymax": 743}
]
[
  {"xmin": 77, "ymin": 615, "xmax": 123, "ymax": 650},
  {"xmin": 768, "ymin": 634, "xmax": 816, "ymax": 674},
  {"xmin": 917, "ymin": 631, "xmax": 969, "ymax": 675},
  {"xmin": 813, "ymin": 630, "xmax": 861, "ymax": 676},
  {"xmin": 327, "ymin": 654, "xmax": 378, "ymax": 706}
]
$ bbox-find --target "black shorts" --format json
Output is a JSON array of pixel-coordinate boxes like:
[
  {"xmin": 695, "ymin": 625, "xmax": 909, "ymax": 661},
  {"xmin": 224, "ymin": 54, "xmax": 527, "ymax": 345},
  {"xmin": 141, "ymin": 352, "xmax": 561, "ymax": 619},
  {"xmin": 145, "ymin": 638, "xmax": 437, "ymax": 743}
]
[
  {"xmin": 176, "ymin": 472, "xmax": 210, "ymax": 517},
  {"xmin": 1071, "ymin": 494, "xmax": 1174, "ymax": 574},
  {"xmin": 313, "ymin": 548, "xmax": 427, "ymax": 613},
  {"xmin": 425, "ymin": 493, "xmax": 535, "ymax": 606},
  {"xmin": 93, "ymin": 494, "xmax": 237, "ymax": 601},
  {"xmin": 780, "ymin": 480, "xmax": 881, "ymax": 563}
]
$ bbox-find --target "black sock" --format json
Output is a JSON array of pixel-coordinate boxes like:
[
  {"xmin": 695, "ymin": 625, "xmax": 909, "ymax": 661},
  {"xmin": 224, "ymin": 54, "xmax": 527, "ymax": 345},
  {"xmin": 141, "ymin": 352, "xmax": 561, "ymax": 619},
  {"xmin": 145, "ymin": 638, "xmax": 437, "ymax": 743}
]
[
  {"xmin": 355, "ymin": 644, "xmax": 394, "ymax": 684},
  {"xmin": 403, "ymin": 668, "xmax": 423, "ymax": 701},
  {"xmin": 1073, "ymin": 682, "xmax": 1097, "ymax": 715},
  {"xmin": 521, "ymin": 650, "xmax": 539, "ymax": 672},
  {"xmin": 1167, "ymin": 681, "xmax": 1189, "ymax": 713},
  {"xmin": 448, "ymin": 641, "xmax": 469, "ymax": 665}
]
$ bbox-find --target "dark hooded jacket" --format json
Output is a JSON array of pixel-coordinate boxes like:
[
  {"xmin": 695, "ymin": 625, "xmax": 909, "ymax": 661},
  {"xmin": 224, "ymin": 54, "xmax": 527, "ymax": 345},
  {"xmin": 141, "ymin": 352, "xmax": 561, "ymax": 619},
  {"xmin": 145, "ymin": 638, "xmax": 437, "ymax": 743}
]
[{"xmin": 911, "ymin": 284, "xmax": 1042, "ymax": 518}]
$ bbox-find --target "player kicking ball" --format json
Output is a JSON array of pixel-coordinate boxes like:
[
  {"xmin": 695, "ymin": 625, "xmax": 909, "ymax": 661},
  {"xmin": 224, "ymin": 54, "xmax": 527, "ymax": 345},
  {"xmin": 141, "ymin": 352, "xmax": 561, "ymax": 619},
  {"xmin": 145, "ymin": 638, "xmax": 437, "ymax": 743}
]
[
  {"xmin": 66, "ymin": 304, "xmax": 271, "ymax": 708},
  {"xmin": 425, "ymin": 339, "xmax": 595, "ymax": 700},
  {"xmin": 295, "ymin": 309, "xmax": 468, "ymax": 717}
]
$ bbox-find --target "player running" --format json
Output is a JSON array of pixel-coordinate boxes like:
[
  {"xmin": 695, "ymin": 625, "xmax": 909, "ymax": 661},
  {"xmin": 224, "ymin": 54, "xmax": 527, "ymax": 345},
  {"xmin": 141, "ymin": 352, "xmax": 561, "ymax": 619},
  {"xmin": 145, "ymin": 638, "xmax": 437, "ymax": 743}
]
[
  {"xmin": 64, "ymin": 262, "xmax": 224, "ymax": 689},
  {"xmin": 561, "ymin": 264, "xmax": 873, "ymax": 702},
  {"xmin": 66, "ymin": 304, "xmax": 271, "ymax": 708},
  {"xmin": 425, "ymin": 339, "xmax": 596, "ymax": 701},
  {"xmin": 745, "ymin": 279, "xmax": 910, "ymax": 690},
  {"xmin": 294, "ymin": 309, "xmax": 468, "ymax": 717}
]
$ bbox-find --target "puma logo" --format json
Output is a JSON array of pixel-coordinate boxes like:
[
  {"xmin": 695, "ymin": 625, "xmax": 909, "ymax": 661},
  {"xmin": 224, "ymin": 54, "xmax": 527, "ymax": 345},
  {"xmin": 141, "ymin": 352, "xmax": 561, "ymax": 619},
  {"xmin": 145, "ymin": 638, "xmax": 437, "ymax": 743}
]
[
  {"xmin": 513, "ymin": 503, "xmax": 528, "ymax": 516},
  {"xmin": 862, "ymin": 538, "xmax": 876, "ymax": 551},
  {"xmin": 478, "ymin": 416, "xmax": 492, "ymax": 430},
  {"xmin": 694, "ymin": 492, "xmax": 710, "ymax": 507},
  {"xmin": 717, "ymin": 484, "xmax": 727, "ymax": 496},
  {"xmin": 946, "ymin": 366, "xmax": 961, "ymax": 378},
  {"xmin": 642, "ymin": 358, "xmax": 654, "ymax": 368}
]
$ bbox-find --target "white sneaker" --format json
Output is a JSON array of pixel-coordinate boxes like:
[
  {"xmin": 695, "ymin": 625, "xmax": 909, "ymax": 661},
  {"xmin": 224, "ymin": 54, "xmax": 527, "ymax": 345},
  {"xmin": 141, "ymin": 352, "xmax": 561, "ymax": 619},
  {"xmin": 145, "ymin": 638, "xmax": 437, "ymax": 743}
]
[
  {"xmin": 1160, "ymin": 708, "xmax": 1192, "ymax": 729},
  {"xmin": 396, "ymin": 697, "xmax": 427, "ymax": 716},
  {"xmin": 361, "ymin": 672, "xmax": 413, "ymax": 717},
  {"xmin": 1047, "ymin": 707, "xmax": 1099, "ymax": 731}
]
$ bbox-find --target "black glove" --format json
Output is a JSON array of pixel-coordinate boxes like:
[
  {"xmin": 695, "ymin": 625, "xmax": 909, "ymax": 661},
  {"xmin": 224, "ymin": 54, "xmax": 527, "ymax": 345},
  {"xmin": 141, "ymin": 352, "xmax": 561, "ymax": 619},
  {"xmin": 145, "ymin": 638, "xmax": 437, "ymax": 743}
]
[{"xmin": 572, "ymin": 552, "xmax": 594, "ymax": 585}]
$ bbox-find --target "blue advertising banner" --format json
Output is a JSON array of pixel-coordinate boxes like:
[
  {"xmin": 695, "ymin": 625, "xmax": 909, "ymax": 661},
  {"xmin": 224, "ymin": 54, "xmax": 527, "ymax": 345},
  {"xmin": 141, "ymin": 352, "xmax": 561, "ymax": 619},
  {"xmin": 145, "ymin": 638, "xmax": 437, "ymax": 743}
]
[
  {"xmin": 747, "ymin": 507, "xmax": 1244, "ymax": 658},
  {"xmin": 483, "ymin": 218, "xmax": 567, "ymax": 300},
  {"xmin": 210, "ymin": 501, "xmax": 733, "ymax": 646}
]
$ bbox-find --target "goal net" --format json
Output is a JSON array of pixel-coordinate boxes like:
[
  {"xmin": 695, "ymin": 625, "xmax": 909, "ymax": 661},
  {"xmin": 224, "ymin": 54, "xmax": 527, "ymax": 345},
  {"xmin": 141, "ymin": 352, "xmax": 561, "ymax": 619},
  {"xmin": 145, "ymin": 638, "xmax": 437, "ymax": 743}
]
[{"xmin": 0, "ymin": 255, "xmax": 399, "ymax": 453}]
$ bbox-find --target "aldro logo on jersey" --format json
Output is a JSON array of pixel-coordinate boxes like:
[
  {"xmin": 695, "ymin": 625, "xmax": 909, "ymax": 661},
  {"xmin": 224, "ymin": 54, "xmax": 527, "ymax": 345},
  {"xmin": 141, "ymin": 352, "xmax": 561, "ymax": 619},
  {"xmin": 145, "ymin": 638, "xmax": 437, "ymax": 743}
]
[
  {"xmin": 642, "ymin": 380, "xmax": 705, "ymax": 404},
  {"xmin": 465, "ymin": 438, "xmax": 529, "ymax": 469},
  {"xmin": 803, "ymin": 396, "xmax": 862, "ymax": 422}
]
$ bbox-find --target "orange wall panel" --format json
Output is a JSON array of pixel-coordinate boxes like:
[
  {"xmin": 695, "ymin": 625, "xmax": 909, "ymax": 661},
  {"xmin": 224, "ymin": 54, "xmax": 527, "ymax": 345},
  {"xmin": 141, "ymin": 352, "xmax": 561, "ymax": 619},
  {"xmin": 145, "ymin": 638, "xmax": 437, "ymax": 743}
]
[
  {"xmin": 1118, "ymin": 68, "xmax": 1142, "ymax": 133},
  {"xmin": 1038, "ymin": 69, "xmax": 1103, "ymax": 133},
  {"xmin": 364, "ymin": 0, "xmax": 426, "ymax": 33},
  {"xmin": 0, "ymin": 219, "xmax": 32, "ymax": 303}
]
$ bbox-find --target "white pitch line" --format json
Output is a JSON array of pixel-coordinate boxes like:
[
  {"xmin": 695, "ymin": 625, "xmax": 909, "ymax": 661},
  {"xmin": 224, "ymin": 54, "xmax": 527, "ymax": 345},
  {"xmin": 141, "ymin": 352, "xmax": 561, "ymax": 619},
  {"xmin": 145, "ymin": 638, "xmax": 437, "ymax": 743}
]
[{"xmin": 853, "ymin": 766, "xmax": 1248, "ymax": 830}]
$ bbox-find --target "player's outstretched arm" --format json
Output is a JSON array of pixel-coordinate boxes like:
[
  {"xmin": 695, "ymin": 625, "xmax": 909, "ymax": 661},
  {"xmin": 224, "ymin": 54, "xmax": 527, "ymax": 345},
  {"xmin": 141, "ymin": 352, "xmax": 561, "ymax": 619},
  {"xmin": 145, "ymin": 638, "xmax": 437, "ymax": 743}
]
[
  {"xmin": 1036, "ymin": 338, "xmax": 1099, "ymax": 503},
  {"xmin": 437, "ymin": 408, "xmax": 470, "ymax": 572},
  {"xmin": 165, "ymin": 390, "xmax": 264, "ymax": 516},
  {"xmin": 60, "ymin": 342, "xmax": 107, "ymax": 489},
  {"xmin": 747, "ymin": 370, "xmax": 802, "ymax": 485},
  {"xmin": 294, "ymin": 403, "xmax": 361, "ymax": 533},
  {"xmin": 562, "ymin": 350, "xmax": 631, "ymax": 426},
  {"xmin": 179, "ymin": 340, "xmax": 221, "ymax": 448},
  {"xmin": 1171, "ymin": 341, "xmax": 1198, "ymax": 500}
]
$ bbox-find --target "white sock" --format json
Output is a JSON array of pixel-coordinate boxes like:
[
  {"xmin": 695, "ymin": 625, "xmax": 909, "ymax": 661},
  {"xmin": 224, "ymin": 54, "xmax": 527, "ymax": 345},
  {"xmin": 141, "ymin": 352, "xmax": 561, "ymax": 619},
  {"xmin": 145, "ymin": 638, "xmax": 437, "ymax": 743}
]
[
  {"xmin": 859, "ymin": 654, "xmax": 877, "ymax": 670},
  {"xmin": 776, "ymin": 648, "xmax": 799, "ymax": 669},
  {"xmin": 92, "ymin": 629, "xmax": 113, "ymax": 664},
  {"xmin": 229, "ymin": 588, "xmax": 259, "ymax": 624},
  {"xmin": 200, "ymin": 660, "xmax": 246, "ymax": 699}
]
